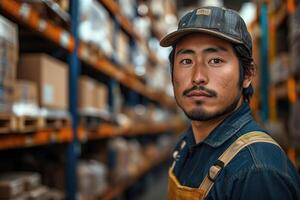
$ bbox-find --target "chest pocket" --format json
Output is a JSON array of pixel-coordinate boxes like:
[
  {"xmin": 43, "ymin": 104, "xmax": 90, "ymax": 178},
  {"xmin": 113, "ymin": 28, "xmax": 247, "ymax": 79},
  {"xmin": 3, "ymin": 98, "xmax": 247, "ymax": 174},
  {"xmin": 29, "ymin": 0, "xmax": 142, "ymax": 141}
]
[{"xmin": 168, "ymin": 131, "xmax": 282, "ymax": 200}]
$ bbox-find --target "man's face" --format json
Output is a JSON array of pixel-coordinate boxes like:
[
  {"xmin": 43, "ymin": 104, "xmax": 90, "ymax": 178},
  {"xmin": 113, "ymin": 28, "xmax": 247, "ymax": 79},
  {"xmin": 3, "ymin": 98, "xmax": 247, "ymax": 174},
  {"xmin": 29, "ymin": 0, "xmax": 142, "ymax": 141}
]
[{"xmin": 172, "ymin": 33, "xmax": 251, "ymax": 121}]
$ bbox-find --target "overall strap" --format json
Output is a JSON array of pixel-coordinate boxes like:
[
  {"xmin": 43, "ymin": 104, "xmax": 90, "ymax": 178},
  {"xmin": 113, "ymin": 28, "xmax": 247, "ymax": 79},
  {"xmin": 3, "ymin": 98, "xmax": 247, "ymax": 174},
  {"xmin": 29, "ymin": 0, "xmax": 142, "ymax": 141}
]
[{"xmin": 198, "ymin": 131, "xmax": 281, "ymax": 198}]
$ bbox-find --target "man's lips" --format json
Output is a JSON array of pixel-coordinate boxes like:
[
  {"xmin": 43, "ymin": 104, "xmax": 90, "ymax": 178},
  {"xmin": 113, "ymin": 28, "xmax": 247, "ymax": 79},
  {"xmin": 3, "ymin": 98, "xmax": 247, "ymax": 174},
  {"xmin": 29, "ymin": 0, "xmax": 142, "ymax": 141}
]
[
  {"xmin": 183, "ymin": 85, "xmax": 217, "ymax": 98},
  {"xmin": 186, "ymin": 90, "xmax": 212, "ymax": 97}
]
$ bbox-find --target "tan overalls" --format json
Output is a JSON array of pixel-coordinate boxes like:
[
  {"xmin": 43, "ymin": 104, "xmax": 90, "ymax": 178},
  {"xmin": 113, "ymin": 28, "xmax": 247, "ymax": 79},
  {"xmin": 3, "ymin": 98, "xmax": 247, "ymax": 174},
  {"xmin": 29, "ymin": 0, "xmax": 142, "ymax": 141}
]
[{"xmin": 168, "ymin": 131, "xmax": 281, "ymax": 200}]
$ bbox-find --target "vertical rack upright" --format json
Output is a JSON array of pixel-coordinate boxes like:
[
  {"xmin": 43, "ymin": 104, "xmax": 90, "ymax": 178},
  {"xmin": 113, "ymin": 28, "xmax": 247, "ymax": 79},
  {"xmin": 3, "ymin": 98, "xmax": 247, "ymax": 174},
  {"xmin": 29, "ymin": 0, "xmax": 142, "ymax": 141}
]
[{"xmin": 67, "ymin": 0, "xmax": 80, "ymax": 199}]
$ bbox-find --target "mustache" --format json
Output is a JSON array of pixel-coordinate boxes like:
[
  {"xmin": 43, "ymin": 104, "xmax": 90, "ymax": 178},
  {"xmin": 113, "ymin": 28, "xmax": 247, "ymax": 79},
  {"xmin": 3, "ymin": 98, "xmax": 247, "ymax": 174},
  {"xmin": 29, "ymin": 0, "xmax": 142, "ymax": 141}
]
[{"xmin": 183, "ymin": 85, "xmax": 217, "ymax": 97}]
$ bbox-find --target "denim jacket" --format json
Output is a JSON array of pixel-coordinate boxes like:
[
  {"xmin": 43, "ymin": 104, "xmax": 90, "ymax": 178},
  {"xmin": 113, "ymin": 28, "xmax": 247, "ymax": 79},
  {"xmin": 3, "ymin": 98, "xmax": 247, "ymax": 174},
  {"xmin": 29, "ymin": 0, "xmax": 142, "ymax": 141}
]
[{"xmin": 172, "ymin": 103, "xmax": 300, "ymax": 199}]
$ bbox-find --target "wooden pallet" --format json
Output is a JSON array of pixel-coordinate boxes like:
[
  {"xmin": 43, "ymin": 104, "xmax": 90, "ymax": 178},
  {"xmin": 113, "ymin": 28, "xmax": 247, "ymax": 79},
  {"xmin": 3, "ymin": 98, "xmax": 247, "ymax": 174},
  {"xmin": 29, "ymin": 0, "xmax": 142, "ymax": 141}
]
[
  {"xmin": 17, "ymin": 116, "xmax": 44, "ymax": 133},
  {"xmin": 40, "ymin": 117, "xmax": 70, "ymax": 130},
  {"xmin": 80, "ymin": 115, "xmax": 102, "ymax": 131},
  {"xmin": 0, "ymin": 114, "xmax": 17, "ymax": 134}
]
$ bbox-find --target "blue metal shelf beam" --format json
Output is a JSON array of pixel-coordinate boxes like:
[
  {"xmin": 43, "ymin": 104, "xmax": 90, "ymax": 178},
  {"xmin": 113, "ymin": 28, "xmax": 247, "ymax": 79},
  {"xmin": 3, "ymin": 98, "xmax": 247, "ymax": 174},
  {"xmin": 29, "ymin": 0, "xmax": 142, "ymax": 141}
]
[
  {"xmin": 67, "ymin": 0, "xmax": 80, "ymax": 199},
  {"xmin": 260, "ymin": 3, "xmax": 270, "ymax": 122}
]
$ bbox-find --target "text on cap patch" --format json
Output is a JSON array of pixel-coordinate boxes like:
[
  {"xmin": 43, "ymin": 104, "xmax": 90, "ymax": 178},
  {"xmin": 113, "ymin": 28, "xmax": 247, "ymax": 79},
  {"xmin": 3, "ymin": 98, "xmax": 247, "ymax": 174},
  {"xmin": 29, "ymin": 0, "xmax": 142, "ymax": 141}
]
[{"xmin": 196, "ymin": 8, "xmax": 211, "ymax": 16}]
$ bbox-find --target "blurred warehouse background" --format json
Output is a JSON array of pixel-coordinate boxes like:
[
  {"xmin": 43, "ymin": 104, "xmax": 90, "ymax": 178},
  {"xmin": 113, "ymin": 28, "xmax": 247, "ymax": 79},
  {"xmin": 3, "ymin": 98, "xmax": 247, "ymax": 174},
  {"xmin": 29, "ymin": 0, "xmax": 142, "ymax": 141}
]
[{"xmin": 0, "ymin": 0, "xmax": 299, "ymax": 199}]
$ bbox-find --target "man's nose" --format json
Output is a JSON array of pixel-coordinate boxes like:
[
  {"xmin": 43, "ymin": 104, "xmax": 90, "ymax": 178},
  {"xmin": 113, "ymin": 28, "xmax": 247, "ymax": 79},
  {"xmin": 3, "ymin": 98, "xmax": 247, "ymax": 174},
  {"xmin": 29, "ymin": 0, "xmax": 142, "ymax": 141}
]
[{"xmin": 192, "ymin": 62, "xmax": 208, "ymax": 85}]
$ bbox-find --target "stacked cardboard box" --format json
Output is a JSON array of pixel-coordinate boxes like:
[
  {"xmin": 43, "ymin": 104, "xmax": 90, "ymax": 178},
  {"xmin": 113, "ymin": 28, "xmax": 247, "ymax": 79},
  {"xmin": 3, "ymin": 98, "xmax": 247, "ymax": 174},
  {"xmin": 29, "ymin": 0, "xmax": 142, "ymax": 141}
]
[
  {"xmin": 0, "ymin": 15, "xmax": 18, "ymax": 113},
  {"xmin": 79, "ymin": 76, "xmax": 108, "ymax": 112},
  {"xmin": 0, "ymin": 172, "xmax": 45, "ymax": 200},
  {"xmin": 0, "ymin": 172, "xmax": 64, "ymax": 200},
  {"xmin": 17, "ymin": 54, "xmax": 68, "ymax": 111}
]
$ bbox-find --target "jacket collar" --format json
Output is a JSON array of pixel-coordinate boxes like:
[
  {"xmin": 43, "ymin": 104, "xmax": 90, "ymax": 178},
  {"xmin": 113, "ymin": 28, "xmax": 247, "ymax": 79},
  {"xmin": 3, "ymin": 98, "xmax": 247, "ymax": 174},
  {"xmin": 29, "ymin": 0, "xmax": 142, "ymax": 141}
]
[{"xmin": 184, "ymin": 103, "xmax": 253, "ymax": 149}]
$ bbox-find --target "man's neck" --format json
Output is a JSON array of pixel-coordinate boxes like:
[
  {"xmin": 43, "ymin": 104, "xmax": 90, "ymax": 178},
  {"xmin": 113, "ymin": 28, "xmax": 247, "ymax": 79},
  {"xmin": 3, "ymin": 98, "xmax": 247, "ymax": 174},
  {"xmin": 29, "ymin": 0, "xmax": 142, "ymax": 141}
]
[
  {"xmin": 191, "ymin": 115, "xmax": 228, "ymax": 144},
  {"xmin": 191, "ymin": 100, "xmax": 244, "ymax": 144}
]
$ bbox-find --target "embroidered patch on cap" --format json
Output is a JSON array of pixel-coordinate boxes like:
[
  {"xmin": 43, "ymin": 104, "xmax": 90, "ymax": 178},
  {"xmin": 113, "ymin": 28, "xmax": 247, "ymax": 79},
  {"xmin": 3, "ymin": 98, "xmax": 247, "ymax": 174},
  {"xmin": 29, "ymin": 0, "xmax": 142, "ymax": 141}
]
[{"xmin": 196, "ymin": 8, "xmax": 211, "ymax": 16}]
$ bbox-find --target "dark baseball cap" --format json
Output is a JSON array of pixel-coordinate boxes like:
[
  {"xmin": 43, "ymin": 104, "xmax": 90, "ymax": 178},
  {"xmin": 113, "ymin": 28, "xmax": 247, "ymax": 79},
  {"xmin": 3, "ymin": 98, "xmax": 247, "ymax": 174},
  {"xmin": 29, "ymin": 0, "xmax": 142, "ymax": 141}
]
[{"xmin": 160, "ymin": 6, "xmax": 252, "ymax": 55}]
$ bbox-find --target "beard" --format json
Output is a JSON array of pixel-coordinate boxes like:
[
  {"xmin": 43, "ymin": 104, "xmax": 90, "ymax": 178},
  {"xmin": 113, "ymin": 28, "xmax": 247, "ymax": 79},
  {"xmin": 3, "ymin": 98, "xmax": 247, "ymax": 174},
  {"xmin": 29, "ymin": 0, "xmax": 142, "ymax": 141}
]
[{"xmin": 177, "ymin": 86, "xmax": 242, "ymax": 121}]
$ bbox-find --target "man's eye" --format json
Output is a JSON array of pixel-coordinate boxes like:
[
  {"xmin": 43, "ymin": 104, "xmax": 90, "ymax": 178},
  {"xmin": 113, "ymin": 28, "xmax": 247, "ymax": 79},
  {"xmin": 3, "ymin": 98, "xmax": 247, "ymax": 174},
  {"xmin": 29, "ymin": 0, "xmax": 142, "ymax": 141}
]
[
  {"xmin": 208, "ymin": 58, "xmax": 223, "ymax": 65},
  {"xmin": 180, "ymin": 59, "xmax": 192, "ymax": 65}
]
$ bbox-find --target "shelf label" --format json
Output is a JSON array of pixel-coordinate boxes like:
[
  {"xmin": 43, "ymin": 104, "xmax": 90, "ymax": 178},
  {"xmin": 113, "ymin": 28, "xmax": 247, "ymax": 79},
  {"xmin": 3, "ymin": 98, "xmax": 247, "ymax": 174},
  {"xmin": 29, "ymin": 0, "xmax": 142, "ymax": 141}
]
[
  {"xmin": 38, "ymin": 19, "xmax": 47, "ymax": 32},
  {"xmin": 43, "ymin": 84, "xmax": 54, "ymax": 104},
  {"xmin": 19, "ymin": 3, "xmax": 31, "ymax": 20},
  {"xmin": 60, "ymin": 31, "xmax": 70, "ymax": 48}
]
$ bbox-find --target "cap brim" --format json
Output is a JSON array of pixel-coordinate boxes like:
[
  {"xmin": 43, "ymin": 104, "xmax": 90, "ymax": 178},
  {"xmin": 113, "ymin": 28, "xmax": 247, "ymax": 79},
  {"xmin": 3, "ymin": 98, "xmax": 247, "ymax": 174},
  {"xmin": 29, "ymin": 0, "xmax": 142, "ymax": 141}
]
[{"xmin": 160, "ymin": 28, "xmax": 243, "ymax": 47}]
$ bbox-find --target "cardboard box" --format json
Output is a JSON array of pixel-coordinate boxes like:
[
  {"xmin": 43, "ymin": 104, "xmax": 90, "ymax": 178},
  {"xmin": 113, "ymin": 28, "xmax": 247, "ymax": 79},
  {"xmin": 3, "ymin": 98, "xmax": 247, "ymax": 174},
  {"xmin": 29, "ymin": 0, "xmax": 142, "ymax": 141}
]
[
  {"xmin": 78, "ymin": 76, "xmax": 96, "ymax": 110},
  {"xmin": 18, "ymin": 54, "xmax": 68, "ymax": 110},
  {"xmin": 0, "ymin": 173, "xmax": 25, "ymax": 199},
  {"xmin": 14, "ymin": 80, "xmax": 38, "ymax": 104},
  {"xmin": 94, "ymin": 82, "xmax": 108, "ymax": 111}
]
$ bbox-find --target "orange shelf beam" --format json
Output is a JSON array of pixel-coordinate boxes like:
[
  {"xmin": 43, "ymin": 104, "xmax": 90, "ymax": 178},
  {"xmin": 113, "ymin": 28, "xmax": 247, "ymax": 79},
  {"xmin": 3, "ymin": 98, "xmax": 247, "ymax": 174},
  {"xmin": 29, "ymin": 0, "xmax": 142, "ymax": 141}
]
[
  {"xmin": 81, "ymin": 118, "xmax": 186, "ymax": 141},
  {"xmin": 0, "ymin": 127, "xmax": 73, "ymax": 150},
  {"xmin": 0, "ymin": 0, "xmax": 74, "ymax": 52}
]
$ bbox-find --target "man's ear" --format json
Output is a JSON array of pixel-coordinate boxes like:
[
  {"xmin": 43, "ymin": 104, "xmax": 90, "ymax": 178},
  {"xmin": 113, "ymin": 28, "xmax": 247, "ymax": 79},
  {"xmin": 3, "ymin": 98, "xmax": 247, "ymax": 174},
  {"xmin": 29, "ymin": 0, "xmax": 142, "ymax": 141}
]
[{"xmin": 243, "ymin": 63, "xmax": 255, "ymax": 89}]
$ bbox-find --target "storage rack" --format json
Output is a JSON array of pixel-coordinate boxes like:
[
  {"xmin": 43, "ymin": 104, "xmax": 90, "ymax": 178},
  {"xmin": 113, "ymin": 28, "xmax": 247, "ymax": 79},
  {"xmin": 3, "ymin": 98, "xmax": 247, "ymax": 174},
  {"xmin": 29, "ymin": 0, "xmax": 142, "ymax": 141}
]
[
  {"xmin": 0, "ymin": 0, "xmax": 185, "ymax": 199},
  {"xmin": 250, "ymin": 0, "xmax": 300, "ymax": 167}
]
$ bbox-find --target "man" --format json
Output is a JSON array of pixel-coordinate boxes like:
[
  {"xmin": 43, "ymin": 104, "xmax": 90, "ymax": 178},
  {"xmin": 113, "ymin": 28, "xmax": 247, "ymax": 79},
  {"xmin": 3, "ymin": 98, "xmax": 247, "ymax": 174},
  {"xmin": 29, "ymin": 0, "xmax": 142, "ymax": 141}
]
[{"xmin": 160, "ymin": 6, "xmax": 300, "ymax": 200}]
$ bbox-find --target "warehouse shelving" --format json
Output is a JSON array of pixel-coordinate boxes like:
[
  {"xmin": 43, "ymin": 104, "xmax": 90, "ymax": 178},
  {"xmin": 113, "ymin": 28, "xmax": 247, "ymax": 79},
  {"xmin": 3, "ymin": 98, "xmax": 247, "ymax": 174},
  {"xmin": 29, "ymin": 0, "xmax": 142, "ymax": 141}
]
[
  {"xmin": 0, "ymin": 0, "xmax": 74, "ymax": 52},
  {"xmin": 0, "ymin": 0, "xmax": 183, "ymax": 199},
  {"xmin": 251, "ymin": 0, "xmax": 300, "ymax": 168},
  {"xmin": 98, "ymin": 0, "xmax": 159, "ymax": 65},
  {"xmin": 0, "ymin": 0, "xmax": 176, "ymax": 109},
  {"xmin": 0, "ymin": 119, "xmax": 184, "ymax": 151}
]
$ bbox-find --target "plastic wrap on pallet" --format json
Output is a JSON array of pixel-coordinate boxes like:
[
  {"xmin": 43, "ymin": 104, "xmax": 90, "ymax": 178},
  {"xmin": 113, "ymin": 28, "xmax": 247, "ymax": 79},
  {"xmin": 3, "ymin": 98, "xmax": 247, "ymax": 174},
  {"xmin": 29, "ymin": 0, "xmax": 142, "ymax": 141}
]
[
  {"xmin": 290, "ymin": 42, "xmax": 300, "ymax": 76},
  {"xmin": 270, "ymin": 53, "xmax": 290, "ymax": 84},
  {"xmin": 0, "ymin": 15, "xmax": 18, "ymax": 113},
  {"xmin": 107, "ymin": 138, "xmax": 145, "ymax": 183},
  {"xmin": 289, "ymin": 4, "xmax": 300, "ymax": 76},
  {"xmin": 117, "ymin": 0, "xmax": 136, "ymax": 20},
  {"xmin": 18, "ymin": 0, "xmax": 71, "ymax": 29},
  {"xmin": 0, "ymin": 172, "xmax": 42, "ymax": 199},
  {"xmin": 79, "ymin": 0, "xmax": 113, "ymax": 57},
  {"xmin": 132, "ymin": 44, "xmax": 147, "ymax": 77},
  {"xmin": 77, "ymin": 160, "xmax": 108, "ymax": 199}
]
